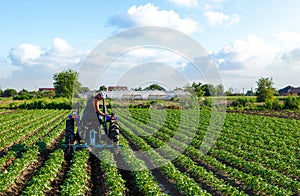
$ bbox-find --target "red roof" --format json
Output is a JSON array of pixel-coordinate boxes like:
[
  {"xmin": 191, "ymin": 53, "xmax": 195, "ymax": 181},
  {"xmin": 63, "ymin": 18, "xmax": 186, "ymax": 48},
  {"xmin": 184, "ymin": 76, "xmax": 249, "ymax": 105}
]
[
  {"xmin": 38, "ymin": 88, "xmax": 55, "ymax": 92},
  {"xmin": 108, "ymin": 86, "xmax": 128, "ymax": 91}
]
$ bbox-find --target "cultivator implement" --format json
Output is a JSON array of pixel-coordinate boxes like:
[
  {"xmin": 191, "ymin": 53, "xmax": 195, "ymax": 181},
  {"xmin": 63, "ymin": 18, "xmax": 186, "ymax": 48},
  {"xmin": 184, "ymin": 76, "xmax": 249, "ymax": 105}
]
[{"xmin": 63, "ymin": 100, "xmax": 122, "ymax": 156}]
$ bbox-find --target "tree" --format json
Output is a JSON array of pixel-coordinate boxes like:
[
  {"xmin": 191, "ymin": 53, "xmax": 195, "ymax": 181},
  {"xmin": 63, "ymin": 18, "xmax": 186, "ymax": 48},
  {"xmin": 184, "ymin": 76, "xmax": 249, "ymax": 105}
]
[
  {"xmin": 38, "ymin": 90, "xmax": 55, "ymax": 97},
  {"xmin": 99, "ymin": 85, "xmax": 107, "ymax": 91},
  {"xmin": 144, "ymin": 84, "xmax": 166, "ymax": 91},
  {"xmin": 53, "ymin": 69, "xmax": 80, "ymax": 99},
  {"xmin": 2, "ymin": 88, "xmax": 17, "ymax": 97},
  {"xmin": 246, "ymin": 89, "xmax": 255, "ymax": 96},
  {"xmin": 133, "ymin": 87, "xmax": 143, "ymax": 91},
  {"xmin": 216, "ymin": 84, "xmax": 224, "ymax": 96},
  {"xmin": 192, "ymin": 82, "xmax": 205, "ymax": 97},
  {"xmin": 80, "ymin": 86, "xmax": 90, "ymax": 93},
  {"xmin": 256, "ymin": 77, "xmax": 276, "ymax": 102},
  {"xmin": 18, "ymin": 89, "xmax": 29, "ymax": 95}
]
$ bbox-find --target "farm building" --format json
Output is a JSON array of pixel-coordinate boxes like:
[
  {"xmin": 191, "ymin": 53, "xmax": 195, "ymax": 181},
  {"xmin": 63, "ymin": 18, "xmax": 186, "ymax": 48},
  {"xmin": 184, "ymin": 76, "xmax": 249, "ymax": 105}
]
[
  {"xmin": 38, "ymin": 88, "xmax": 55, "ymax": 92},
  {"xmin": 107, "ymin": 90, "xmax": 191, "ymax": 100},
  {"xmin": 121, "ymin": 91, "xmax": 143, "ymax": 100},
  {"xmin": 108, "ymin": 86, "xmax": 128, "ymax": 91},
  {"xmin": 148, "ymin": 90, "xmax": 168, "ymax": 100},
  {"xmin": 278, "ymin": 86, "xmax": 300, "ymax": 96}
]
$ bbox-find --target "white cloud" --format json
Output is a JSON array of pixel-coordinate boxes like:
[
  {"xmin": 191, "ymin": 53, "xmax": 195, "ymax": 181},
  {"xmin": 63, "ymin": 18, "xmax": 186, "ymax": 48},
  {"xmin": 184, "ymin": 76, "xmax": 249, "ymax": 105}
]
[
  {"xmin": 0, "ymin": 58, "xmax": 21, "ymax": 79},
  {"xmin": 168, "ymin": 0, "xmax": 199, "ymax": 7},
  {"xmin": 215, "ymin": 35, "xmax": 280, "ymax": 71},
  {"xmin": 1, "ymin": 38, "xmax": 88, "ymax": 90},
  {"xmin": 109, "ymin": 3, "xmax": 199, "ymax": 34},
  {"xmin": 274, "ymin": 31, "xmax": 300, "ymax": 48},
  {"xmin": 9, "ymin": 37, "xmax": 85, "ymax": 70},
  {"xmin": 51, "ymin": 37, "xmax": 72, "ymax": 53},
  {"xmin": 9, "ymin": 44, "xmax": 42, "ymax": 66},
  {"xmin": 212, "ymin": 35, "xmax": 300, "ymax": 90},
  {"xmin": 202, "ymin": 0, "xmax": 226, "ymax": 11},
  {"xmin": 205, "ymin": 11, "xmax": 240, "ymax": 27}
]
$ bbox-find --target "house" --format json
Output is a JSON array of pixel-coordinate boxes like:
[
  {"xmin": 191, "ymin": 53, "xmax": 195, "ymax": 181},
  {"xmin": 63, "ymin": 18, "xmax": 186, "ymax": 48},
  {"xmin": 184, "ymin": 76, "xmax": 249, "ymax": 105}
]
[
  {"xmin": 108, "ymin": 86, "xmax": 128, "ymax": 91},
  {"xmin": 278, "ymin": 86, "xmax": 300, "ymax": 96},
  {"xmin": 38, "ymin": 88, "xmax": 55, "ymax": 92}
]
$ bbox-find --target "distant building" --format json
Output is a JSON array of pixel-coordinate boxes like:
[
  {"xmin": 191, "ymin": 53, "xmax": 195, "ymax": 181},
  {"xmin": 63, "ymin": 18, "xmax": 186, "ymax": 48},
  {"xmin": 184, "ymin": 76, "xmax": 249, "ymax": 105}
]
[
  {"xmin": 278, "ymin": 86, "xmax": 300, "ymax": 96},
  {"xmin": 108, "ymin": 86, "xmax": 128, "ymax": 91},
  {"xmin": 38, "ymin": 88, "xmax": 55, "ymax": 92},
  {"xmin": 106, "ymin": 90, "xmax": 191, "ymax": 100}
]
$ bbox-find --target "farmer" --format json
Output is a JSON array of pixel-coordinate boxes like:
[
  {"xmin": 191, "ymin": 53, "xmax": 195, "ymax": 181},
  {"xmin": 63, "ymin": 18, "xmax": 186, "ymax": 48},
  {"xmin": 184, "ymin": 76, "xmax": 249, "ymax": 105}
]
[{"xmin": 82, "ymin": 91, "xmax": 108, "ymax": 126}]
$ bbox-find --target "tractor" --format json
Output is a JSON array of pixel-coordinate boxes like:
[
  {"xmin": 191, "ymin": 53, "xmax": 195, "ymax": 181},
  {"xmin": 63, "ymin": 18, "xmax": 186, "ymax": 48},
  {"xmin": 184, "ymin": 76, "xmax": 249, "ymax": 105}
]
[{"xmin": 63, "ymin": 98, "xmax": 122, "ymax": 156}]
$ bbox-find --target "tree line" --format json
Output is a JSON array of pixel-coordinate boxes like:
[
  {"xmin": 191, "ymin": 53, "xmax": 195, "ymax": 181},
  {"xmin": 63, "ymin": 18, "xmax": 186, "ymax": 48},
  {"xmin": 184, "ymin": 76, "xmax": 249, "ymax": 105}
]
[{"xmin": 0, "ymin": 70, "xmax": 298, "ymax": 107}]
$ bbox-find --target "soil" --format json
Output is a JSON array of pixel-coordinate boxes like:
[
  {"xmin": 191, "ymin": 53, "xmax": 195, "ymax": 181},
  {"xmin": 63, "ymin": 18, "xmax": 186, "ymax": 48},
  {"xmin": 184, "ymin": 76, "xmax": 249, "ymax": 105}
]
[
  {"xmin": 120, "ymin": 131, "xmax": 183, "ymax": 196},
  {"xmin": 89, "ymin": 153, "xmax": 105, "ymax": 196},
  {"xmin": 2, "ymin": 130, "xmax": 64, "ymax": 195}
]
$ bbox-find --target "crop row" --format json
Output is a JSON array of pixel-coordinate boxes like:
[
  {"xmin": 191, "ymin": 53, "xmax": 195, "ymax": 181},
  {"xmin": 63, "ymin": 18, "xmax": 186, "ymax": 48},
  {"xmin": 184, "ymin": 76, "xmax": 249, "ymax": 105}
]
[
  {"xmin": 0, "ymin": 111, "xmax": 68, "ymax": 170},
  {"xmin": 116, "ymin": 118, "xmax": 211, "ymax": 195},
  {"xmin": 0, "ymin": 110, "xmax": 64, "ymax": 151},
  {"xmin": 22, "ymin": 148, "xmax": 65, "ymax": 195},
  {"xmin": 60, "ymin": 149, "xmax": 90, "ymax": 196},
  {"xmin": 0, "ymin": 109, "xmax": 60, "ymax": 135},
  {"xmin": 157, "ymin": 110, "xmax": 299, "ymax": 195},
  {"xmin": 0, "ymin": 114, "xmax": 67, "ymax": 193},
  {"xmin": 98, "ymin": 149, "xmax": 127, "ymax": 195},
  {"xmin": 117, "ymin": 134, "xmax": 167, "ymax": 195},
  {"xmin": 115, "ymin": 108, "xmax": 298, "ymax": 193},
  {"xmin": 118, "ymin": 112, "xmax": 245, "ymax": 196}
]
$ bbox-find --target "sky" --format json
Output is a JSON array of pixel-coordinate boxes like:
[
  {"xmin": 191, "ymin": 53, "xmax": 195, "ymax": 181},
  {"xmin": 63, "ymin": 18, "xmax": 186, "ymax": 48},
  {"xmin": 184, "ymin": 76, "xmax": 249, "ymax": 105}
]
[{"xmin": 0, "ymin": 0, "xmax": 300, "ymax": 93}]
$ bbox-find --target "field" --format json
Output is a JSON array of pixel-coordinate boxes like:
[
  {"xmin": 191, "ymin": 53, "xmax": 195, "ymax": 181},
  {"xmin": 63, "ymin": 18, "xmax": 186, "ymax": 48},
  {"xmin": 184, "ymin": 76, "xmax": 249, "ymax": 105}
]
[{"xmin": 0, "ymin": 107, "xmax": 300, "ymax": 195}]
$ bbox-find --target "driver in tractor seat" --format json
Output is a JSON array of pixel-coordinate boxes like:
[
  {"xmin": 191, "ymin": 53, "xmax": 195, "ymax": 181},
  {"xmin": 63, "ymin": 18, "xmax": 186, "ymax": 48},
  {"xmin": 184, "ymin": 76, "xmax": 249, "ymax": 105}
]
[{"xmin": 83, "ymin": 91, "xmax": 108, "ymax": 126}]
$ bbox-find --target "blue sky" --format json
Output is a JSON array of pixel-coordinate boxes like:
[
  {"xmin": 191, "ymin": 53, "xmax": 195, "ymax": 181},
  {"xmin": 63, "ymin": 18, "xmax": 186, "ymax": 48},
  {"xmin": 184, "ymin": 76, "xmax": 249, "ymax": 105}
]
[{"xmin": 0, "ymin": 0, "xmax": 300, "ymax": 92}]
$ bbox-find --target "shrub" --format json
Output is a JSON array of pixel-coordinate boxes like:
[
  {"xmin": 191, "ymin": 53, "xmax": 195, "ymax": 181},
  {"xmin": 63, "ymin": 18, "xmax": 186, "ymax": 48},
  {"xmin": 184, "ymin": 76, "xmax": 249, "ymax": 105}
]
[
  {"xmin": 18, "ymin": 98, "xmax": 72, "ymax": 109},
  {"xmin": 264, "ymin": 99, "xmax": 283, "ymax": 110},
  {"xmin": 203, "ymin": 97, "xmax": 213, "ymax": 107},
  {"xmin": 231, "ymin": 97, "xmax": 254, "ymax": 107},
  {"xmin": 284, "ymin": 96, "xmax": 300, "ymax": 109},
  {"xmin": 13, "ymin": 94, "xmax": 33, "ymax": 100}
]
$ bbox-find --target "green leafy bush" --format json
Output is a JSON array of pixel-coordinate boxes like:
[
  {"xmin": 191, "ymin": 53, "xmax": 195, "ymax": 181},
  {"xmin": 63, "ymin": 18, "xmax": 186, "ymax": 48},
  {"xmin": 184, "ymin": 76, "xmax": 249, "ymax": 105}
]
[
  {"xmin": 284, "ymin": 96, "xmax": 300, "ymax": 109},
  {"xmin": 265, "ymin": 98, "xmax": 283, "ymax": 110},
  {"xmin": 18, "ymin": 98, "xmax": 72, "ymax": 109}
]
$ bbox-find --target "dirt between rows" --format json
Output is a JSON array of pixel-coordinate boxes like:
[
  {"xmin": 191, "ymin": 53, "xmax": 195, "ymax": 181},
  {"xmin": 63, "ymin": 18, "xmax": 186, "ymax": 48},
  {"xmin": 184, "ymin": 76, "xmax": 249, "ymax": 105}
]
[
  {"xmin": 2, "ymin": 130, "xmax": 64, "ymax": 196},
  {"xmin": 120, "ymin": 131, "xmax": 183, "ymax": 196}
]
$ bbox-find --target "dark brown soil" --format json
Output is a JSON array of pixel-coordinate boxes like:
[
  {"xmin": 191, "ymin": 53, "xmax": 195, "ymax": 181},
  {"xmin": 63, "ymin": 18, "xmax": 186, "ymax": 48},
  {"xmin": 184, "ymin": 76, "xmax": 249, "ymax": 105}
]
[
  {"xmin": 120, "ymin": 131, "xmax": 182, "ymax": 196},
  {"xmin": 89, "ymin": 153, "xmax": 105, "ymax": 196},
  {"xmin": 114, "ymin": 153, "xmax": 140, "ymax": 196},
  {"xmin": 47, "ymin": 158, "xmax": 71, "ymax": 195},
  {"xmin": 2, "ymin": 130, "xmax": 64, "ymax": 195}
]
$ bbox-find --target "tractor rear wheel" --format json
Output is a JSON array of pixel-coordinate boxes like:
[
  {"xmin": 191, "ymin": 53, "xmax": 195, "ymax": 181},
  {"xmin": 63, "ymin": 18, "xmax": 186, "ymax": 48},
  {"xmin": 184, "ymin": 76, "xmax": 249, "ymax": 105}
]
[{"xmin": 109, "ymin": 121, "xmax": 120, "ymax": 144}]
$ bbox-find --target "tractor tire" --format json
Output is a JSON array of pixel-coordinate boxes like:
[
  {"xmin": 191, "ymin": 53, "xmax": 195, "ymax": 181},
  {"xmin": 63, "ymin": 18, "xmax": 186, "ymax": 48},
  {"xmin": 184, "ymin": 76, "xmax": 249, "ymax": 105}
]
[
  {"xmin": 65, "ymin": 119, "xmax": 75, "ymax": 144},
  {"xmin": 65, "ymin": 119, "xmax": 75, "ymax": 156},
  {"xmin": 109, "ymin": 121, "xmax": 120, "ymax": 144}
]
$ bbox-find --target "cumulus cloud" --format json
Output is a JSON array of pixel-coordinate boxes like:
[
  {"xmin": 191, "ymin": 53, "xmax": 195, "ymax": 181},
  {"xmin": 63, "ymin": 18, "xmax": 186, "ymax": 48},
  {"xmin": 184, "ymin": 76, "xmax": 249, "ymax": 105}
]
[
  {"xmin": 212, "ymin": 35, "xmax": 300, "ymax": 90},
  {"xmin": 9, "ymin": 44, "xmax": 42, "ymax": 66},
  {"xmin": 108, "ymin": 3, "xmax": 199, "ymax": 34},
  {"xmin": 274, "ymin": 31, "xmax": 300, "ymax": 48},
  {"xmin": 168, "ymin": 0, "xmax": 199, "ymax": 7},
  {"xmin": 8, "ymin": 37, "xmax": 85, "ymax": 70},
  {"xmin": 214, "ymin": 35, "xmax": 280, "ymax": 71},
  {"xmin": 0, "ymin": 58, "xmax": 21, "ymax": 79},
  {"xmin": 205, "ymin": 11, "xmax": 240, "ymax": 27},
  {"xmin": 277, "ymin": 47, "xmax": 300, "ymax": 71},
  {"xmin": 1, "ymin": 38, "xmax": 88, "ymax": 90}
]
